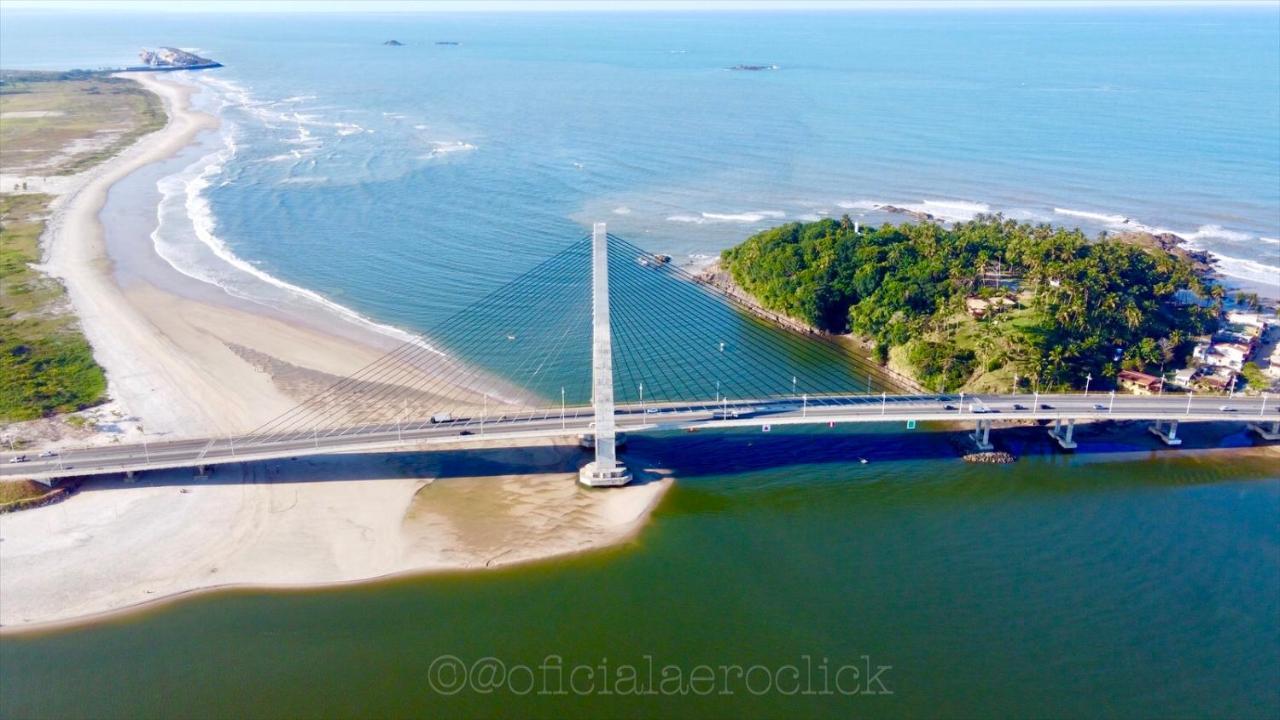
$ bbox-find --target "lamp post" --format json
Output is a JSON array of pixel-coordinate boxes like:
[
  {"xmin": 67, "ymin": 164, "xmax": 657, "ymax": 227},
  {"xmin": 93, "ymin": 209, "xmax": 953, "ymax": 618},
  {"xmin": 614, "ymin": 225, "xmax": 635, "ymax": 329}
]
[
  {"xmin": 958, "ymin": 391, "xmax": 965, "ymax": 414},
  {"xmin": 1084, "ymin": 373, "xmax": 1092, "ymax": 398},
  {"xmin": 1186, "ymin": 390, "xmax": 1193, "ymax": 415},
  {"xmin": 639, "ymin": 383, "xmax": 645, "ymax": 414},
  {"xmin": 139, "ymin": 424, "xmax": 150, "ymax": 463},
  {"xmin": 1108, "ymin": 389, "xmax": 1115, "ymax": 414},
  {"xmin": 802, "ymin": 393, "xmax": 807, "ymax": 418},
  {"xmin": 561, "ymin": 387, "xmax": 566, "ymax": 430},
  {"xmin": 398, "ymin": 399, "xmax": 405, "ymax": 443},
  {"xmin": 881, "ymin": 391, "xmax": 886, "ymax": 415}
]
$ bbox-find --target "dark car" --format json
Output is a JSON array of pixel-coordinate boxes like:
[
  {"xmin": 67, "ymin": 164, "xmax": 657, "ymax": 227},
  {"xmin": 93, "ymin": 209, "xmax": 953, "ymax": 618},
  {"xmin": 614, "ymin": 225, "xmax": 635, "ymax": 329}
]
[
  {"xmin": 1040, "ymin": 403, "xmax": 1054, "ymax": 410},
  {"xmin": 943, "ymin": 404, "xmax": 957, "ymax": 410},
  {"xmin": 1012, "ymin": 403, "xmax": 1027, "ymax": 410},
  {"xmin": 459, "ymin": 430, "xmax": 474, "ymax": 436}
]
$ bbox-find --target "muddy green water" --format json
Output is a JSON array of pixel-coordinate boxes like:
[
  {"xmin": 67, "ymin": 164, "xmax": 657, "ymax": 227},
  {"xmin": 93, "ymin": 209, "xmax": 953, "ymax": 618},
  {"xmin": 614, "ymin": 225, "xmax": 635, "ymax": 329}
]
[{"xmin": 2, "ymin": 427, "xmax": 1278, "ymax": 719}]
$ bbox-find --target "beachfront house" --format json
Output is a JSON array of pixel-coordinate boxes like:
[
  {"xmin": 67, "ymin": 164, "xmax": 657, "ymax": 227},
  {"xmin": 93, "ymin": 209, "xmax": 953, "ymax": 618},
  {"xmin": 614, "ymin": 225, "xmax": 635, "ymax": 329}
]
[{"xmin": 1117, "ymin": 369, "xmax": 1163, "ymax": 395}]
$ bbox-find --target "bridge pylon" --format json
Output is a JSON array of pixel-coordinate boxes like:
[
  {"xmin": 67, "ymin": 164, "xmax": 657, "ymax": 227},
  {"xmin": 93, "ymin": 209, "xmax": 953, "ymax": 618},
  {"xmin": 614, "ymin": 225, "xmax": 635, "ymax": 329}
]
[{"xmin": 579, "ymin": 222, "xmax": 631, "ymax": 487}]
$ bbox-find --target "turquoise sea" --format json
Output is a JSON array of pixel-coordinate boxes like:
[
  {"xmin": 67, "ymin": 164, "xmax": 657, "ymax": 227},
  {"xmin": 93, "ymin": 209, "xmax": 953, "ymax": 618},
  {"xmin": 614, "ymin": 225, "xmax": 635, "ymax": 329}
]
[
  {"xmin": 2, "ymin": 7, "xmax": 1279, "ymax": 719},
  {"xmin": 2, "ymin": 6, "xmax": 1278, "ymax": 330}
]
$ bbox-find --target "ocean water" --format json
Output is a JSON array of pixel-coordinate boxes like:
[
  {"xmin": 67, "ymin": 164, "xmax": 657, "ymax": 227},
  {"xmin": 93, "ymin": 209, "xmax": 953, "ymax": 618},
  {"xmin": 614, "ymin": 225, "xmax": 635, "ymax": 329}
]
[
  {"xmin": 2, "ymin": 6, "xmax": 1278, "ymax": 339},
  {"xmin": 2, "ymin": 10, "xmax": 1280, "ymax": 718}
]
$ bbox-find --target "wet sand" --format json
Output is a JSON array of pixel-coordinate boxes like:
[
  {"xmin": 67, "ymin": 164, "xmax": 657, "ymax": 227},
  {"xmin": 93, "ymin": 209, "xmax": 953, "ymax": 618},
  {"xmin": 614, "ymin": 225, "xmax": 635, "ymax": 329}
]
[{"xmin": 0, "ymin": 73, "xmax": 673, "ymax": 630}]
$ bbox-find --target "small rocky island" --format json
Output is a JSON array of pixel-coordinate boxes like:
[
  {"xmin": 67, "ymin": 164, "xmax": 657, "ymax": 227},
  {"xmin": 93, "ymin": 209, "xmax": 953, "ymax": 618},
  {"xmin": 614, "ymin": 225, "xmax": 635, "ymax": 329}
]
[
  {"xmin": 383, "ymin": 40, "xmax": 404, "ymax": 46},
  {"xmin": 729, "ymin": 64, "xmax": 778, "ymax": 71},
  {"xmin": 135, "ymin": 47, "xmax": 221, "ymax": 70},
  {"xmin": 435, "ymin": 41, "xmax": 461, "ymax": 46}
]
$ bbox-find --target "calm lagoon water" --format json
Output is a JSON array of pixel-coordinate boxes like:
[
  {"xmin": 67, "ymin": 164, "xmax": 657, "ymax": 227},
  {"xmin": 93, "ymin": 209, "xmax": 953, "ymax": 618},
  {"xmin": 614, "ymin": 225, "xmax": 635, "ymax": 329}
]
[
  {"xmin": 1, "ymin": 7, "xmax": 1279, "ymax": 718},
  {"xmin": 1, "ymin": 437, "xmax": 1278, "ymax": 718}
]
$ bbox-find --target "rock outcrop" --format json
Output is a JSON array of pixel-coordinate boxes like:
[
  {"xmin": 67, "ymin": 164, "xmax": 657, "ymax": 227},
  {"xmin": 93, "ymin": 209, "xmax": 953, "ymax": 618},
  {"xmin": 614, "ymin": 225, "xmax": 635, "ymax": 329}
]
[{"xmin": 138, "ymin": 47, "xmax": 219, "ymax": 68}]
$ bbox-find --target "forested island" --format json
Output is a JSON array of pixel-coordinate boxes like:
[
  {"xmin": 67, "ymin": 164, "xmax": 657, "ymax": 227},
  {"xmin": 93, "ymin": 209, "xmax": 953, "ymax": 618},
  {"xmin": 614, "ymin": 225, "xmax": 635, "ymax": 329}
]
[{"xmin": 719, "ymin": 216, "xmax": 1220, "ymax": 392}]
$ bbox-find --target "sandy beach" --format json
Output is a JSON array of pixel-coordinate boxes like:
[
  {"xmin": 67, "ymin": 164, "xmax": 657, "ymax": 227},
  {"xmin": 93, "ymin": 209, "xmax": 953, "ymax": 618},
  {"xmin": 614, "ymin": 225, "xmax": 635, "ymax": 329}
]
[{"xmin": 0, "ymin": 74, "xmax": 672, "ymax": 630}]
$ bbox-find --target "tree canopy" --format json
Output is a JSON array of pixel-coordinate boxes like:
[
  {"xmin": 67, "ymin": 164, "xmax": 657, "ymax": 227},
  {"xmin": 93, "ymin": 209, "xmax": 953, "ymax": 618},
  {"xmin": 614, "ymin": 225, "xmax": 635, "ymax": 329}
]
[{"xmin": 720, "ymin": 215, "xmax": 1215, "ymax": 391}]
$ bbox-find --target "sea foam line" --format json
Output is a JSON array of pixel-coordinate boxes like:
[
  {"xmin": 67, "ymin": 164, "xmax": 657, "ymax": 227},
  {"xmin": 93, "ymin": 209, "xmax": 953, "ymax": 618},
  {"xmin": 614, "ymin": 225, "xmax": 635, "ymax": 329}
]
[{"xmin": 151, "ymin": 86, "xmax": 438, "ymax": 353}]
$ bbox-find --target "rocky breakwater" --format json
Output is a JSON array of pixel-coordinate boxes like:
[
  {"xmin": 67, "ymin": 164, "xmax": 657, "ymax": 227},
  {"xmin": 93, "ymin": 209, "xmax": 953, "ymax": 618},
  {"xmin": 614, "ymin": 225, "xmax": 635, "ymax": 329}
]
[{"xmin": 962, "ymin": 451, "xmax": 1017, "ymax": 464}]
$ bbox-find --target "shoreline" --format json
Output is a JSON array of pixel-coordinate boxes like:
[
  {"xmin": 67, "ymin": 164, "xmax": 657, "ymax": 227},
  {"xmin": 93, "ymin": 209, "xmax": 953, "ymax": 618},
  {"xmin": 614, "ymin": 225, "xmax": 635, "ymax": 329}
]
[
  {"xmin": 0, "ymin": 443, "xmax": 673, "ymax": 636},
  {"xmin": 0, "ymin": 73, "xmax": 675, "ymax": 631}
]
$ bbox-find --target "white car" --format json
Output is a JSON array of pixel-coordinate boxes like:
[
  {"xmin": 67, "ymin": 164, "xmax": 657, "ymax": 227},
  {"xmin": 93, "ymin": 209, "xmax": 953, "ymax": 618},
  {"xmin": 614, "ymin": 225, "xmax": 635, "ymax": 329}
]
[
  {"xmin": 8, "ymin": 455, "xmax": 28, "ymax": 464},
  {"xmin": 38, "ymin": 450, "xmax": 58, "ymax": 458},
  {"xmin": 1218, "ymin": 405, "xmax": 1236, "ymax": 412}
]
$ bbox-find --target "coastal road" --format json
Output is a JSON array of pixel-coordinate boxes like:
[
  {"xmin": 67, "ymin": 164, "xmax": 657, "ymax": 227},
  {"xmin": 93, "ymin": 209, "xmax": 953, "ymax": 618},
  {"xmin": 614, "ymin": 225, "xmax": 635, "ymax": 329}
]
[{"xmin": 3, "ymin": 393, "xmax": 1275, "ymax": 482}]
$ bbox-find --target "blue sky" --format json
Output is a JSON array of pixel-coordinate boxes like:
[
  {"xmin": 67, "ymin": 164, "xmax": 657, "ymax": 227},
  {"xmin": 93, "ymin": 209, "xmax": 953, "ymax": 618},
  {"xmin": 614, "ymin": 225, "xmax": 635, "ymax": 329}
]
[{"xmin": 3, "ymin": 0, "xmax": 1273, "ymax": 12}]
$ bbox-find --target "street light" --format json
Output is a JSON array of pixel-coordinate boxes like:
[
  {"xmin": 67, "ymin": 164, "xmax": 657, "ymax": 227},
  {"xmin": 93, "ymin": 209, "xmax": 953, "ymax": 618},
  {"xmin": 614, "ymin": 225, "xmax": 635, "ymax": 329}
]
[
  {"xmin": 802, "ymin": 393, "xmax": 808, "ymax": 418},
  {"xmin": 1084, "ymin": 373, "xmax": 1092, "ymax": 397},
  {"xmin": 881, "ymin": 391, "xmax": 886, "ymax": 415},
  {"xmin": 958, "ymin": 391, "xmax": 965, "ymax": 413},
  {"xmin": 139, "ymin": 424, "xmax": 150, "ymax": 463},
  {"xmin": 639, "ymin": 382, "xmax": 645, "ymax": 413},
  {"xmin": 561, "ymin": 387, "xmax": 566, "ymax": 430},
  {"xmin": 1186, "ymin": 390, "xmax": 1193, "ymax": 416},
  {"xmin": 1108, "ymin": 389, "xmax": 1115, "ymax": 414}
]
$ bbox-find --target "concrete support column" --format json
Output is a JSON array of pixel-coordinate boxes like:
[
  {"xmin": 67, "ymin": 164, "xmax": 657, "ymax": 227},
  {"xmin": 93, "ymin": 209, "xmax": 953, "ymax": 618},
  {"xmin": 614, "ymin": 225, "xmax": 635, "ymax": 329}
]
[
  {"xmin": 1148, "ymin": 419, "xmax": 1182, "ymax": 446},
  {"xmin": 1048, "ymin": 417, "xmax": 1078, "ymax": 450},
  {"xmin": 579, "ymin": 223, "xmax": 631, "ymax": 488},
  {"xmin": 972, "ymin": 419, "xmax": 994, "ymax": 451},
  {"xmin": 1249, "ymin": 420, "xmax": 1280, "ymax": 441}
]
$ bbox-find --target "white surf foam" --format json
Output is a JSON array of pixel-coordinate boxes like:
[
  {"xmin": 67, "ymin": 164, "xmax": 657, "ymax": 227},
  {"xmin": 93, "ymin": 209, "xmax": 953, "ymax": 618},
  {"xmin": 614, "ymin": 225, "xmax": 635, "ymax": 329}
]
[
  {"xmin": 837, "ymin": 198, "xmax": 989, "ymax": 223},
  {"xmin": 899, "ymin": 199, "xmax": 990, "ymax": 223},
  {"xmin": 612, "ymin": 206, "xmax": 632, "ymax": 215},
  {"xmin": 1054, "ymin": 207, "xmax": 1132, "ymax": 225},
  {"xmin": 421, "ymin": 140, "xmax": 477, "ymax": 160},
  {"xmin": 1210, "ymin": 255, "xmax": 1280, "ymax": 288},
  {"xmin": 667, "ymin": 210, "xmax": 786, "ymax": 224},
  {"xmin": 150, "ymin": 85, "xmax": 435, "ymax": 351}
]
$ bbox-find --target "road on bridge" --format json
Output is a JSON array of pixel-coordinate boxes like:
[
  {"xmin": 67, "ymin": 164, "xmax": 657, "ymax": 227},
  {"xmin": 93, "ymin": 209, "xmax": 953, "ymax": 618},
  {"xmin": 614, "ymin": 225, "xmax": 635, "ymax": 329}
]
[{"xmin": 2, "ymin": 392, "xmax": 1274, "ymax": 482}]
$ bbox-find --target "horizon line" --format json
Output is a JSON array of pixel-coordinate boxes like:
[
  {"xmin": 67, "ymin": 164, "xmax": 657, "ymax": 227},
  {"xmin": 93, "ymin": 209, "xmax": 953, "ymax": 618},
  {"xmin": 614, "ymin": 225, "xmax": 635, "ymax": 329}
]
[{"xmin": 3, "ymin": 0, "xmax": 1278, "ymax": 14}]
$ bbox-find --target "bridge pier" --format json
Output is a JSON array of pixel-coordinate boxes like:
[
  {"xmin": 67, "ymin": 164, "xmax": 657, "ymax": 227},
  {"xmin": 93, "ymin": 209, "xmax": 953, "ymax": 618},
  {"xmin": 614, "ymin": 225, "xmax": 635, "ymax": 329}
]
[
  {"xmin": 1048, "ymin": 417, "xmax": 1078, "ymax": 450},
  {"xmin": 971, "ymin": 419, "xmax": 994, "ymax": 451},
  {"xmin": 1250, "ymin": 420, "xmax": 1280, "ymax": 441},
  {"xmin": 123, "ymin": 469, "xmax": 138, "ymax": 482},
  {"xmin": 1148, "ymin": 419, "xmax": 1182, "ymax": 446},
  {"xmin": 194, "ymin": 465, "xmax": 210, "ymax": 479},
  {"xmin": 579, "ymin": 222, "xmax": 631, "ymax": 488}
]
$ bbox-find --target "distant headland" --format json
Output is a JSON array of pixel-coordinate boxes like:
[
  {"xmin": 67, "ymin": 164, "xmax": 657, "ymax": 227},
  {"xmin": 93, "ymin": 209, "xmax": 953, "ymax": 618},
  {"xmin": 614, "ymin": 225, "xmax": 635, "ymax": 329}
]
[{"xmin": 121, "ymin": 47, "xmax": 223, "ymax": 72}]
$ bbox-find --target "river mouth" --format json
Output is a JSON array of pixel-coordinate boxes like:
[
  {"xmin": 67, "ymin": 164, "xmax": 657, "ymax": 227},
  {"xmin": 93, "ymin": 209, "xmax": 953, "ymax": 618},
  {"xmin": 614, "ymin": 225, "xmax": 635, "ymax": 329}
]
[{"xmin": 2, "ymin": 432, "xmax": 1275, "ymax": 719}]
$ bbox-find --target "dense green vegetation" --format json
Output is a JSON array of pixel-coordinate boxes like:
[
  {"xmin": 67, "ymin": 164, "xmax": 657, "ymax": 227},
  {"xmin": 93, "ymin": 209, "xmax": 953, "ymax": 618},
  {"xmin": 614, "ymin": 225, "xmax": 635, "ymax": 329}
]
[
  {"xmin": 1, "ymin": 194, "xmax": 106, "ymax": 421},
  {"xmin": 721, "ymin": 216, "xmax": 1217, "ymax": 392}
]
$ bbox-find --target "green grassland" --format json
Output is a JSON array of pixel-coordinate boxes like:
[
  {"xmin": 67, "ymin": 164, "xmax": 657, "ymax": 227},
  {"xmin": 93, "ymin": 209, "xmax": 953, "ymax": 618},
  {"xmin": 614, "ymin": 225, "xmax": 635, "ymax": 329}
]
[
  {"xmin": 1, "ymin": 72, "xmax": 164, "ymax": 177},
  {"xmin": 0, "ymin": 193, "xmax": 106, "ymax": 421}
]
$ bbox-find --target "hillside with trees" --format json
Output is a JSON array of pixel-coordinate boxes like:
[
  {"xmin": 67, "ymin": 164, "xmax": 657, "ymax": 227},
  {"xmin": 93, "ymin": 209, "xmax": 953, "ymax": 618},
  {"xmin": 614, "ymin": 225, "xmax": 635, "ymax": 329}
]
[{"xmin": 720, "ymin": 216, "xmax": 1217, "ymax": 392}]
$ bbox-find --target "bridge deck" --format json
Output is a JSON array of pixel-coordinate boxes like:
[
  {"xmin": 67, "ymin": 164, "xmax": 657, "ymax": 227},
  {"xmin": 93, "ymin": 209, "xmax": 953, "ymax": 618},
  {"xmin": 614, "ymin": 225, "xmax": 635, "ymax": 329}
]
[{"xmin": 3, "ymin": 393, "xmax": 1273, "ymax": 482}]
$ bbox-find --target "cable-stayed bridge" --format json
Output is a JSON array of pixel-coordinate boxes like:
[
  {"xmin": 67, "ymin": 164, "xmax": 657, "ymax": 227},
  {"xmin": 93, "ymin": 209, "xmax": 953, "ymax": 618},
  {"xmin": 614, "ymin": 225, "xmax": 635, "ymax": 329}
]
[{"xmin": 5, "ymin": 224, "xmax": 1278, "ymax": 485}]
